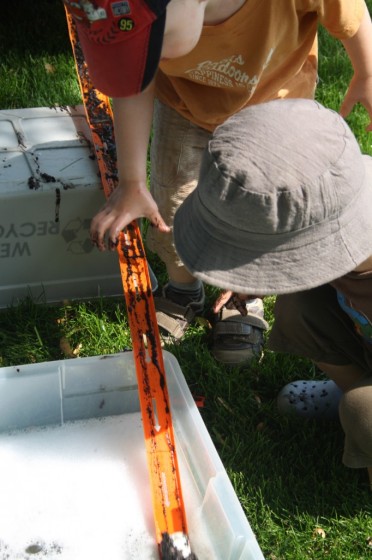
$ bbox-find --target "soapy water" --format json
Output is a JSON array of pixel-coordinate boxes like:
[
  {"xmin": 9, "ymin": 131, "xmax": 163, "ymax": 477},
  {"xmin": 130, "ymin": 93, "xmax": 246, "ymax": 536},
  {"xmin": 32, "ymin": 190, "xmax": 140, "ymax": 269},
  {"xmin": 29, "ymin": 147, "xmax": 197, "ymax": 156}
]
[{"xmin": 0, "ymin": 413, "xmax": 213, "ymax": 560}]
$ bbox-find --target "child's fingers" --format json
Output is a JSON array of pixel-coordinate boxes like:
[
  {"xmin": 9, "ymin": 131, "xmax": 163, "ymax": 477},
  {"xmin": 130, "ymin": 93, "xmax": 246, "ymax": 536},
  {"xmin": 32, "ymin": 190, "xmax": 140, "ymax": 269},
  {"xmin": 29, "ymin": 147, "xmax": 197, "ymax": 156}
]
[
  {"xmin": 339, "ymin": 95, "xmax": 353, "ymax": 119},
  {"xmin": 149, "ymin": 211, "xmax": 171, "ymax": 232},
  {"xmin": 212, "ymin": 290, "xmax": 234, "ymax": 313}
]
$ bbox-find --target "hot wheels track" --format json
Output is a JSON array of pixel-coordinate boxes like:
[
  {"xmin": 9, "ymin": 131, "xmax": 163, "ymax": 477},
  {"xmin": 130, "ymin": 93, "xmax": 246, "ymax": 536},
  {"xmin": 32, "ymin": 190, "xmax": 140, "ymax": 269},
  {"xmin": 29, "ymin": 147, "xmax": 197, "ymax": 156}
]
[{"xmin": 65, "ymin": 10, "xmax": 197, "ymax": 560}]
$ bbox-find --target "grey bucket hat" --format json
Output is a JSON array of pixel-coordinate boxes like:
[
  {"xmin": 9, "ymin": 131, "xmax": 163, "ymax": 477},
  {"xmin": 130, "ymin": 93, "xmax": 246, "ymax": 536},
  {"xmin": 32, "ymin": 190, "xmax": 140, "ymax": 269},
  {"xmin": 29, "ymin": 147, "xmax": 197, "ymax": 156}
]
[{"xmin": 173, "ymin": 98, "xmax": 372, "ymax": 295}]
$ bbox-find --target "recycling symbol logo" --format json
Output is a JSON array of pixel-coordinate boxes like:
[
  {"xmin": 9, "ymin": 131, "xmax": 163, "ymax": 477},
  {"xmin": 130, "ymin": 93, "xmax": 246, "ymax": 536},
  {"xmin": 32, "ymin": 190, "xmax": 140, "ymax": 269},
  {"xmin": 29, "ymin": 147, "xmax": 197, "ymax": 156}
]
[{"xmin": 61, "ymin": 218, "xmax": 94, "ymax": 254}]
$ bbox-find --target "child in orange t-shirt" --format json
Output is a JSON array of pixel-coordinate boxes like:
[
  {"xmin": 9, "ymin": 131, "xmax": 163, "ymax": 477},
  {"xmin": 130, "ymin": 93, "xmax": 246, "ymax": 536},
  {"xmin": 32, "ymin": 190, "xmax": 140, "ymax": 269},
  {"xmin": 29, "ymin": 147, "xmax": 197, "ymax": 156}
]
[{"xmin": 65, "ymin": 0, "xmax": 372, "ymax": 365}]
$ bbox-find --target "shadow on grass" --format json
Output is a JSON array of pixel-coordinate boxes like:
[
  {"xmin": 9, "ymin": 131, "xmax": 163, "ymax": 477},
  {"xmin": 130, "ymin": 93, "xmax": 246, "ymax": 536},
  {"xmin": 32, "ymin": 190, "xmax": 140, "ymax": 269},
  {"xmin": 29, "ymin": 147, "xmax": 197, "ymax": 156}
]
[
  {"xmin": 0, "ymin": 296, "xmax": 67, "ymax": 366},
  {"xmin": 0, "ymin": 0, "xmax": 71, "ymax": 56},
  {"xmin": 0, "ymin": 294, "xmax": 131, "ymax": 367}
]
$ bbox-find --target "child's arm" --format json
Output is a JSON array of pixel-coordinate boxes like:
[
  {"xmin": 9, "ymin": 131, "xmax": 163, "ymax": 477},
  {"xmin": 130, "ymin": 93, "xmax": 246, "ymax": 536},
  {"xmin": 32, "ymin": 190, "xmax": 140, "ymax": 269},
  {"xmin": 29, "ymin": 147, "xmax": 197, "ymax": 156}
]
[
  {"xmin": 339, "ymin": 5, "xmax": 372, "ymax": 130},
  {"xmin": 90, "ymin": 81, "xmax": 170, "ymax": 251}
]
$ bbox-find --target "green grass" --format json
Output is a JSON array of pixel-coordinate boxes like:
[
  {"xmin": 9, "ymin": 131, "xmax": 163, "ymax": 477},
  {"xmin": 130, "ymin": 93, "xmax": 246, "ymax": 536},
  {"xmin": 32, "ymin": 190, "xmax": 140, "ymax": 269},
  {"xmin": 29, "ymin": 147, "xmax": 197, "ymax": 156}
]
[
  {"xmin": 317, "ymin": 22, "xmax": 372, "ymax": 154},
  {"xmin": 1, "ymin": 2, "xmax": 372, "ymax": 559}
]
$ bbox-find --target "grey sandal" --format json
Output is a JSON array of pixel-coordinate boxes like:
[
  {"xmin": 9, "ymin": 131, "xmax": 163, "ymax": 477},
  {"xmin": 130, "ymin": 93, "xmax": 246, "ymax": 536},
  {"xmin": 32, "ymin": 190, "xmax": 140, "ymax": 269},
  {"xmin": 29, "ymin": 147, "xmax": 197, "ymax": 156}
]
[{"xmin": 212, "ymin": 298, "xmax": 268, "ymax": 366}]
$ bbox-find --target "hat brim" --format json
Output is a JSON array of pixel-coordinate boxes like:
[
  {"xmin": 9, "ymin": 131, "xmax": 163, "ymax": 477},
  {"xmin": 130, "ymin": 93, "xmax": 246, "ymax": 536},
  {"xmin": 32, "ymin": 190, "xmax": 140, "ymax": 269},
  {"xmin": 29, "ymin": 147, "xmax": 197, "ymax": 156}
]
[
  {"xmin": 75, "ymin": 14, "xmax": 165, "ymax": 97},
  {"xmin": 174, "ymin": 156, "xmax": 372, "ymax": 295}
]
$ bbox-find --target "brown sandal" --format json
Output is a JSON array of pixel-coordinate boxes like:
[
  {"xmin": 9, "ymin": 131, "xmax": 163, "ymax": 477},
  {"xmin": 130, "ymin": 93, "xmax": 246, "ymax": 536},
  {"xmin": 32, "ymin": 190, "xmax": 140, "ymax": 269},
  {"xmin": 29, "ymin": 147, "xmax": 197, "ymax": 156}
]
[{"xmin": 155, "ymin": 284, "xmax": 205, "ymax": 341}]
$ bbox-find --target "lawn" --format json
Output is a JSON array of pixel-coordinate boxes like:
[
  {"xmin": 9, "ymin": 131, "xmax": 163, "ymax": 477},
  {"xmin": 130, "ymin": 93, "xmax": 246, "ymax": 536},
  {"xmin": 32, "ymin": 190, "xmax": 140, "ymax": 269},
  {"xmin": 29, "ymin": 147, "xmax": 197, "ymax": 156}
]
[{"xmin": 0, "ymin": 2, "xmax": 372, "ymax": 559}]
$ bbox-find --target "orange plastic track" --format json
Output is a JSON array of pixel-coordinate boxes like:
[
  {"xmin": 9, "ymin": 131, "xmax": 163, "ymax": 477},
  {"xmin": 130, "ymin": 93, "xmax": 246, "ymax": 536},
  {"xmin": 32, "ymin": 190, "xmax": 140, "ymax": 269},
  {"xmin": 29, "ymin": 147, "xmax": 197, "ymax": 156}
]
[{"xmin": 65, "ymin": 10, "xmax": 189, "ymax": 554}]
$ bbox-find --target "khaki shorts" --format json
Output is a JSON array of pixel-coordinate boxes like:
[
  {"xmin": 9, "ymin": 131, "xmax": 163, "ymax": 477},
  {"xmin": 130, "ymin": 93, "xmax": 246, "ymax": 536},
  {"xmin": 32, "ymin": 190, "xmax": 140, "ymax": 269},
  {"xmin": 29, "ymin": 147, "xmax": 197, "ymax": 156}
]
[
  {"xmin": 146, "ymin": 100, "xmax": 211, "ymax": 274},
  {"xmin": 269, "ymin": 284, "xmax": 372, "ymax": 468}
]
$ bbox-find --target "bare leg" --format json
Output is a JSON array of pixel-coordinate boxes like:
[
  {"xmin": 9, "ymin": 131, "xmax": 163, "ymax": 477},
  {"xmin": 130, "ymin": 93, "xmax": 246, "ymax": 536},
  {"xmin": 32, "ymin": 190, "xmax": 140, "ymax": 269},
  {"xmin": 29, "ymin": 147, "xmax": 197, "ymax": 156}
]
[{"xmin": 166, "ymin": 262, "xmax": 196, "ymax": 284}]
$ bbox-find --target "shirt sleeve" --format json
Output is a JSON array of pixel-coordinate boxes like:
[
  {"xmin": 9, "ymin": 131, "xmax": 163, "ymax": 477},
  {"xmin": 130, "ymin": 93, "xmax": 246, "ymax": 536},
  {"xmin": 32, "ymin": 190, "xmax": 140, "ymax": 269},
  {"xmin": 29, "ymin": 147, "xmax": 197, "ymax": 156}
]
[{"xmin": 317, "ymin": 0, "xmax": 366, "ymax": 38}]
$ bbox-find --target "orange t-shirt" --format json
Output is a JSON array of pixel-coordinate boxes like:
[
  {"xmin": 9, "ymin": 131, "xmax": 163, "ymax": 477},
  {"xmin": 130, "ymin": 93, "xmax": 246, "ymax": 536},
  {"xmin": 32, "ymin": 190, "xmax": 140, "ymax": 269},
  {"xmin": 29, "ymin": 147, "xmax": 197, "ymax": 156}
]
[{"xmin": 156, "ymin": 0, "xmax": 365, "ymax": 131}]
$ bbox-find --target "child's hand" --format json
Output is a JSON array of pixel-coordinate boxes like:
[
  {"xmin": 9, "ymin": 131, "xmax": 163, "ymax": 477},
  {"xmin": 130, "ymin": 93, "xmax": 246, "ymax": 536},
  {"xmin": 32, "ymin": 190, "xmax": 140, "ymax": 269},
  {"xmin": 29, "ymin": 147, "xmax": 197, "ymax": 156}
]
[
  {"xmin": 90, "ymin": 184, "xmax": 170, "ymax": 251},
  {"xmin": 212, "ymin": 290, "xmax": 262, "ymax": 315},
  {"xmin": 339, "ymin": 74, "xmax": 372, "ymax": 132}
]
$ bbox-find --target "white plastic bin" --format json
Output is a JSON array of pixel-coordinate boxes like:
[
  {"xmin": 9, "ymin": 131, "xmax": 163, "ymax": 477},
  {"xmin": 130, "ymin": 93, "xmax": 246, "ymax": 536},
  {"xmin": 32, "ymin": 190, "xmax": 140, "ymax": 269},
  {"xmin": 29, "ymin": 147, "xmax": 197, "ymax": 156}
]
[
  {"xmin": 0, "ymin": 351, "xmax": 265, "ymax": 560},
  {"xmin": 0, "ymin": 106, "xmax": 158, "ymax": 307}
]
